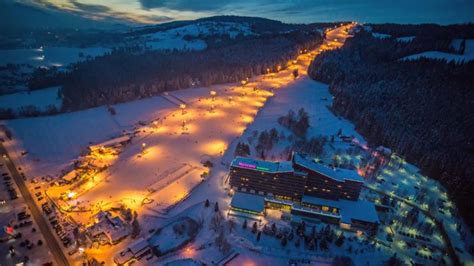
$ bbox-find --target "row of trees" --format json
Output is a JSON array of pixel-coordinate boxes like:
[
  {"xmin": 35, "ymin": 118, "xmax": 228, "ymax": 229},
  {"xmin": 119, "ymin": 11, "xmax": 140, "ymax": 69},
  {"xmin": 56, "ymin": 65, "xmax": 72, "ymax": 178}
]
[
  {"xmin": 308, "ymin": 25, "xmax": 474, "ymax": 230},
  {"xmin": 278, "ymin": 108, "xmax": 310, "ymax": 138},
  {"xmin": 28, "ymin": 29, "xmax": 322, "ymax": 112}
]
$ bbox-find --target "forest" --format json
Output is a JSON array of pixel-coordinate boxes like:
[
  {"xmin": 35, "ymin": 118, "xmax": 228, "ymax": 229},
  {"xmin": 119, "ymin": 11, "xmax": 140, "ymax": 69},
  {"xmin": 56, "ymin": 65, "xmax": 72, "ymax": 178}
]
[
  {"xmin": 19, "ymin": 17, "xmax": 334, "ymax": 113},
  {"xmin": 308, "ymin": 25, "xmax": 474, "ymax": 230}
]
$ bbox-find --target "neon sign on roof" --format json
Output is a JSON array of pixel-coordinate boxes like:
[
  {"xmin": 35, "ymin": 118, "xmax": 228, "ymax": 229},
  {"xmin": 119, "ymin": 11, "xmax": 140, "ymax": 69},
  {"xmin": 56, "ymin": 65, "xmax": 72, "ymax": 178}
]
[
  {"xmin": 238, "ymin": 162, "xmax": 256, "ymax": 169},
  {"xmin": 238, "ymin": 162, "xmax": 270, "ymax": 171}
]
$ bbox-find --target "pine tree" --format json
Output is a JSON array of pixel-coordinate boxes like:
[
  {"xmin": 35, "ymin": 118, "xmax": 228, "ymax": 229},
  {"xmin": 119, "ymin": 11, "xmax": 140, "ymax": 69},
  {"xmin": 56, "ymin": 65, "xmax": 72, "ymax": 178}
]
[{"xmin": 252, "ymin": 222, "xmax": 258, "ymax": 234}]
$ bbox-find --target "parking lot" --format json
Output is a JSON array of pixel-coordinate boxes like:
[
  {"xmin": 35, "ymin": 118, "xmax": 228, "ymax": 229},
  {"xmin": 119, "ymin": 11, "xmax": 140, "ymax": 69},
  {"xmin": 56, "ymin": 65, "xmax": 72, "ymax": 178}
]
[{"xmin": 0, "ymin": 156, "xmax": 54, "ymax": 265}]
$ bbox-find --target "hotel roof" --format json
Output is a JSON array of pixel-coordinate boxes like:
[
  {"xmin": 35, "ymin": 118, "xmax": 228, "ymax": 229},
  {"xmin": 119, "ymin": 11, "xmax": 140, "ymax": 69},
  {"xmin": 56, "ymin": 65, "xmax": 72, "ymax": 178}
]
[
  {"xmin": 293, "ymin": 153, "xmax": 364, "ymax": 183},
  {"xmin": 301, "ymin": 195, "xmax": 379, "ymax": 224},
  {"xmin": 231, "ymin": 192, "xmax": 265, "ymax": 213},
  {"xmin": 231, "ymin": 156, "xmax": 294, "ymax": 173}
]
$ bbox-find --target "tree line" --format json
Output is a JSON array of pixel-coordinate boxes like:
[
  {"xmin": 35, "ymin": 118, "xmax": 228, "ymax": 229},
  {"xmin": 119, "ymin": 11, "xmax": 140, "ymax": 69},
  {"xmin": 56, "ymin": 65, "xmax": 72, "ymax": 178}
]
[
  {"xmin": 308, "ymin": 26, "xmax": 474, "ymax": 230},
  {"xmin": 28, "ymin": 29, "xmax": 322, "ymax": 112}
]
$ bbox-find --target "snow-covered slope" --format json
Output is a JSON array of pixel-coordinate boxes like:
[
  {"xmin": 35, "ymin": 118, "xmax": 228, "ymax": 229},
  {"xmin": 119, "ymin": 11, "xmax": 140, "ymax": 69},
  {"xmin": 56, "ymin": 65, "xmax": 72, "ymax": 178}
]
[
  {"xmin": 0, "ymin": 86, "xmax": 61, "ymax": 113},
  {"xmin": 402, "ymin": 39, "xmax": 474, "ymax": 63},
  {"xmin": 141, "ymin": 22, "xmax": 256, "ymax": 51}
]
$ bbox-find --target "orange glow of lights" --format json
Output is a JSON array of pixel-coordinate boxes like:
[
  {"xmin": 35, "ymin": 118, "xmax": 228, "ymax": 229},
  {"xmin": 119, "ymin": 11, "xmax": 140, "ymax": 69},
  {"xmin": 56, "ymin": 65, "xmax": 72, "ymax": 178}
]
[
  {"xmin": 242, "ymin": 114, "xmax": 254, "ymax": 123},
  {"xmin": 182, "ymin": 247, "xmax": 195, "ymax": 257},
  {"xmin": 242, "ymin": 261, "xmax": 257, "ymax": 266},
  {"xmin": 201, "ymin": 140, "xmax": 227, "ymax": 155}
]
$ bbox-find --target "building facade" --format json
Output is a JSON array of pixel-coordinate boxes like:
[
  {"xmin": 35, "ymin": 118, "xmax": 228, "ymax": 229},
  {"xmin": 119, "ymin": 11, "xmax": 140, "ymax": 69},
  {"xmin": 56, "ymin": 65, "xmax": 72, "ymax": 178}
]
[
  {"xmin": 228, "ymin": 153, "xmax": 379, "ymax": 232},
  {"xmin": 229, "ymin": 153, "xmax": 363, "ymax": 201},
  {"xmin": 229, "ymin": 157, "xmax": 306, "ymax": 201}
]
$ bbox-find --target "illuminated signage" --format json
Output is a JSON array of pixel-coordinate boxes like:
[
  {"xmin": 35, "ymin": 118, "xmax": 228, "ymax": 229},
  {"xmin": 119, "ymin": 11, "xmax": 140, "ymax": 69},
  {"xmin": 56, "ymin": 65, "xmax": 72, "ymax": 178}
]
[
  {"xmin": 238, "ymin": 162, "xmax": 256, "ymax": 169},
  {"xmin": 238, "ymin": 162, "xmax": 270, "ymax": 172}
]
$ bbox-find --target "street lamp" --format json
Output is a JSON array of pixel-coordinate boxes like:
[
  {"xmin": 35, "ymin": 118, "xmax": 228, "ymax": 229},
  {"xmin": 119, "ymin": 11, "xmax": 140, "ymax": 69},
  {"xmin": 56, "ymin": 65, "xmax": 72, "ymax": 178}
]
[
  {"xmin": 141, "ymin": 143, "xmax": 146, "ymax": 153},
  {"xmin": 228, "ymin": 96, "xmax": 233, "ymax": 104},
  {"xmin": 210, "ymin": 90, "xmax": 217, "ymax": 101},
  {"xmin": 179, "ymin": 103, "xmax": 186, "ymax": 115}
]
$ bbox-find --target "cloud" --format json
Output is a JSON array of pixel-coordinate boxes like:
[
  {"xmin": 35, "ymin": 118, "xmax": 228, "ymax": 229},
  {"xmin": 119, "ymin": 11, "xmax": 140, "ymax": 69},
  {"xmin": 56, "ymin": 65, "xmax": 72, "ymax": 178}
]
[
  {"xmin": 70, "ymin": 1, "xmax": 111, "ymax": 14},
  {"xmin": 139, "ymin": 0, "xmax": 228, "ymax": 11}
]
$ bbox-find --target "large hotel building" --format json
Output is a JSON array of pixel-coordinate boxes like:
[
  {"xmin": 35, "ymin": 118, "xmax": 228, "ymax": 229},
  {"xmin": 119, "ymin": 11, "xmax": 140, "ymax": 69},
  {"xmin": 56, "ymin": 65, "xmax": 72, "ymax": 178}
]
[{"xmin": 228, "ymin": 153, "xmax": 379, "ymax": 232}]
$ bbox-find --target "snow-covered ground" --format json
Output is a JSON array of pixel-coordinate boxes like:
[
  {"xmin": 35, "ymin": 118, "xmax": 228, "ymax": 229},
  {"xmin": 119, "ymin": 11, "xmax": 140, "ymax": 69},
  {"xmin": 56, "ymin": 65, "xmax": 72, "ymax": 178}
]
[
  {"xmin": 372, "ymin": 32, "xmax": 391, "ymax": 39},
  {"xmin": 396, "ymin": 36, "xmax": 415, "ymax": 43},
  {"xmin": 450, "ymin": 39, "xmax": 464, "ymax": 52},
  {"xmin": 0, "ymin": 86, "xmax": 62, "ymax": 113},
  {"xmin": 2, "ymin": 94, "xmax": 174, "ymax": 175},
  {"xmin": 3, "ymin": 23, "xmax": 472, "ymax": 265},
  {"xmin": 142, "ymin": 22, "xmax": 255, "ymax": 51},
  {"xmin": 402, "ymin": 39, "xmax": 474, "ymax": 63},
  {"xmin": 0, "ymin": 46, "xmax": 110, "ymax": 68}
]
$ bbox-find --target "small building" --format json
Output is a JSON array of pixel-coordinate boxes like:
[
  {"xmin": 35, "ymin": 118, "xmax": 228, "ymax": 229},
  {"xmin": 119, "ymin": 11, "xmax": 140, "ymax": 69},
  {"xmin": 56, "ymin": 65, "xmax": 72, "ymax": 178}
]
[
  {"xmin": 62, "ymin": 170, "xmax": 77, "ymax": 183},
  {"xmin": 88, "ymin": 135, "xmax": 131, "ymax": 152},
  {"xmin": 295, "ymin": 195, "xmax": 379, "ymax": 232},
  {"xmin": 229, "ymin": 192, "xmax": 265, "ymax": 217},
  {"xmin": 114, "ymin": 238, "xmax": 151, "ymax": 265},
  {"xmin": 87, "ymin": 211, "xmax": 129, "ymax": 245}
]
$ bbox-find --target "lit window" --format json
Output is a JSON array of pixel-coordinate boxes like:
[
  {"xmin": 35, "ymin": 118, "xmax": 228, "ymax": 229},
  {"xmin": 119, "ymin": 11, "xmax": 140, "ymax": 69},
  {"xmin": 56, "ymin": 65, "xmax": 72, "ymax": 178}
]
[{"xmin": 322, "ymin": 206, "xmax": 329, "ymax": 212}]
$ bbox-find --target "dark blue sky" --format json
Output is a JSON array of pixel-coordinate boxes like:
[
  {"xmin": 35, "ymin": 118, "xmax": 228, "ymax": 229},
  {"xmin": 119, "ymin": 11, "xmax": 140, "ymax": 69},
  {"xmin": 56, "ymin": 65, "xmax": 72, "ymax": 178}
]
[{"xmin": 15, "ymin": 0, "xmax": 474, "ymax": 25}]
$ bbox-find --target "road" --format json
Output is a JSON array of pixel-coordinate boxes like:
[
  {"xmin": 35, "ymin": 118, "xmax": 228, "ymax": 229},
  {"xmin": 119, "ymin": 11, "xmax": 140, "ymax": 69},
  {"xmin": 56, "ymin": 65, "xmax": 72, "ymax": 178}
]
[{"xmin": 0, "ymin": 143, "xmax": 70, "ymax": 266}]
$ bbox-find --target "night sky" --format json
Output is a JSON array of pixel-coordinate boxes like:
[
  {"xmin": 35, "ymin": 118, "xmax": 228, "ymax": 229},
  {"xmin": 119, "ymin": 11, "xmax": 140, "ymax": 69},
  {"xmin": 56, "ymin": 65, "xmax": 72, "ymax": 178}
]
[{"xmin": 15, "ymin": 0, "xmax": 474, "ymax": 25}]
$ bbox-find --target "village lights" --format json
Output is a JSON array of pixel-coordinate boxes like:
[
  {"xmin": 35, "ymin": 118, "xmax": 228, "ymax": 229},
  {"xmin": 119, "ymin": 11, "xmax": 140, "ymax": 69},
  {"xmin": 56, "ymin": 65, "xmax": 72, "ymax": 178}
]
[{"xmin": 67, "ymin": 191, "xmax": 76, "ymax": 199}]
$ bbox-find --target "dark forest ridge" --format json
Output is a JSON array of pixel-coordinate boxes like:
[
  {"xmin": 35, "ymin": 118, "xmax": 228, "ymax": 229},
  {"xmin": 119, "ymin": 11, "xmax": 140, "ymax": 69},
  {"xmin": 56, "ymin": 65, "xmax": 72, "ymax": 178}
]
[{"xmin": 309, "ymin": 23, "xmax": 474, "ymax": 233}]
